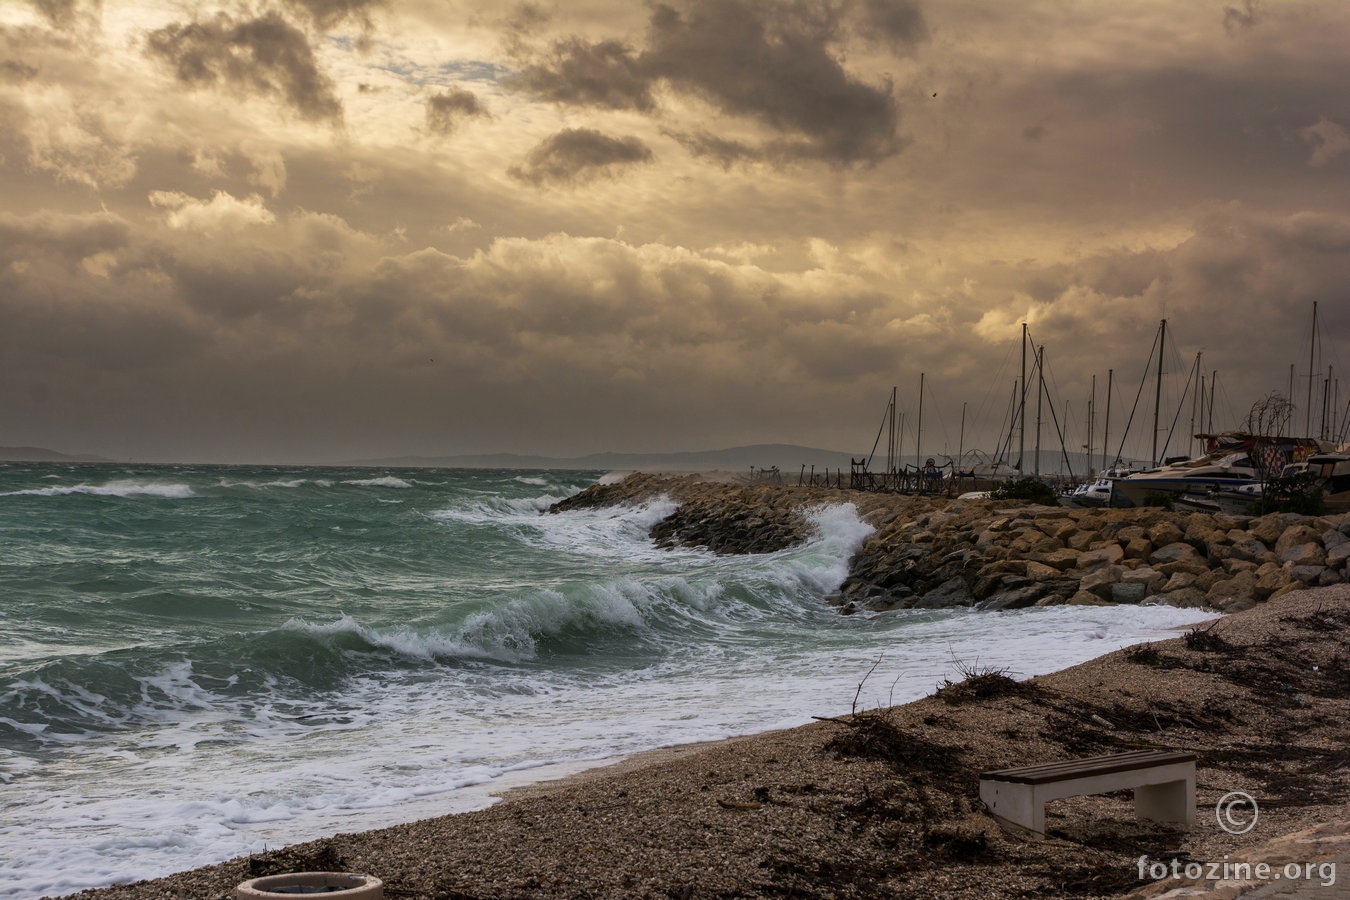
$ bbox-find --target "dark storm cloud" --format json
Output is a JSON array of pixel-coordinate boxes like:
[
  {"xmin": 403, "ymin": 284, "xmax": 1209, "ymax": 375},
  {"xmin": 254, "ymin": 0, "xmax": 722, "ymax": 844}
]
[
  {"xmin": 508, "ymin": 128, "xmax": 654, "ymax": 186},
  {"xmin": 0, "ymin": 210, "xmax": 130, "ymax": 264},
  {"xmin": 641, "ymin": 0, "xmax": 901, "ymax": 164},
  {"xmin": 145, "ymin": 11, "xmax": 343, "ymax": 123},
  {"xmin": 1, "ymin": 59, "xmax": 40, "ymax": 83},
  {"xmin": 665, "ymin": 129, "xmax": 757, "ymax": 168},
  {"xmin": 283, "ymin": 0, "xmax": 386, "ymax": 32},
  {"xmin": 1223, "ymin": 0, "xmax": 1262, "ymax": 34},
  {"xmin": 508, "ymin": 0, "xmax": 908, "ymax": 166},
  {"xmin": 425, "ymin": 88, "xmax": 489, "ymax": 135},
  {"xmin": 851, "ymin": 0, "xmax": 928, "ymax": 51},
  {"xmin": 510, "ymin": 37, "xmax": 654, "ymax": 111},
  {"xmin": 30, "ymin": 0, "xmax": 90, "ymax": 30}
]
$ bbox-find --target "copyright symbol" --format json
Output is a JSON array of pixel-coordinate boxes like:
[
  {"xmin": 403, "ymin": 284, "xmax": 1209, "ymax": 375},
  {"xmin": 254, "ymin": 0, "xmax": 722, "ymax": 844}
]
[{"xmin": 1216, "ymin": 791, "xmax": 1258, "ymax": 834}]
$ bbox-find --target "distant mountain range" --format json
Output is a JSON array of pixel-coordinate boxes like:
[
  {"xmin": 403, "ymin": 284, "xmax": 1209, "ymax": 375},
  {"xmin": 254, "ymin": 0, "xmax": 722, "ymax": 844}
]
[
  {"xmin": 0, "ymin": 446, "xmax": 111, "ymax": 463},
  {"xmin": 345, "ymin": 443, "xmax": 867, "ymax": 473},
  {"xmin": 345, "ymin": 444, "xmax": 1157, "ymax": 476}
]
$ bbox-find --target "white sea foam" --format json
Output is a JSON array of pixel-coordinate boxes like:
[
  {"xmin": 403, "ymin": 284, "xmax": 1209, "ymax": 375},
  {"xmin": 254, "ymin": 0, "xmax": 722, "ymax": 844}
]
[
  {"xmin": 514, "ymin": 475, "xmax": 550, "ymax": 486},
  {"xmin": 219, "ymin": 478, "xmax": 309, "ymax": 489},
  {"xmin": 518, "ymin": 497, "xmax": 694, "ymax": 561},
  {"xmin": 430, "ymin": 492, "xmax": 569, "ymax": 524},
  {"xmin": 0, "ymin": 480, "xmax": 195, "ymax": 499},
  {"xmin": 343, "ymin": 476, "xmax": 413, "ymax": 488},
  {"xmin": 282, "ymin": 613, "xmax": 497, "ymax": 662}
]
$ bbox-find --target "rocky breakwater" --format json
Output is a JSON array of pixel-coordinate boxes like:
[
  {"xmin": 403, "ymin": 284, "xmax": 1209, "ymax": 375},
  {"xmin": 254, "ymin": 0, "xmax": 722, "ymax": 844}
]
[{"xmin": 549, "ymin": 474, "xmax": 1350, "ymax": 615}]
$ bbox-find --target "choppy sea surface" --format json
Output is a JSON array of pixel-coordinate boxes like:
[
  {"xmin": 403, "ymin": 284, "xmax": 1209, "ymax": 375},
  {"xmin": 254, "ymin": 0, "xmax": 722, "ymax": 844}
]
[{"xmin": 0, "ymin": 464, "xmax": 1217, "ymax": 898}]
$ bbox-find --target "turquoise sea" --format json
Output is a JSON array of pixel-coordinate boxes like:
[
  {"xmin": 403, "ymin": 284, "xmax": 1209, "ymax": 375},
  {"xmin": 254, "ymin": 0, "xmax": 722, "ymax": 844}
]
[{"xmin": 0, "ymin": 464, "xmax": 1216, "ymax": 898}]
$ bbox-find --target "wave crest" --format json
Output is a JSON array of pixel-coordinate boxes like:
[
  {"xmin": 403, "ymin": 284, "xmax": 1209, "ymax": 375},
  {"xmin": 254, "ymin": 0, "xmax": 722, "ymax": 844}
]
[
  {"xmin": 343, "ymin": 476, "xmax": 413, "ymax": 489},
  {"xmin": 0, "ymin": 480, "xmax": 195, "ymax": 499}
]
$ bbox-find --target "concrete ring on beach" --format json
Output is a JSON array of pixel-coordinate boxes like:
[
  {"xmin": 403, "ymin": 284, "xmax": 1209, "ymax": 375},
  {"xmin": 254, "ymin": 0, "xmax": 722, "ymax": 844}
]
[{"xmin": 235, "ymin": 871, "xmax": 384, "ymax": 899}]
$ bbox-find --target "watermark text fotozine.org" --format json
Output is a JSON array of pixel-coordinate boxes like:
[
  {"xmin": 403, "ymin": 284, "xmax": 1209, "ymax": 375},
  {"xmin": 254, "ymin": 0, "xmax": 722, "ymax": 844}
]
[
  {"xmin": 1137, "ymin": 793, "xmax": 1336, "ymax": 888},
  {"xmin": 1136, "ymin": 856, "xmax": 1337, "ymax": 888}
]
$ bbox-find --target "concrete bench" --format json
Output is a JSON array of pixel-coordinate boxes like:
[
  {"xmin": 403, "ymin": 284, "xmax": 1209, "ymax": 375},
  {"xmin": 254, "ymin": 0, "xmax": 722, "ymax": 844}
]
[{"xmin": 980, "ymin": 749, "xmax": 1196, "ymax": 838}]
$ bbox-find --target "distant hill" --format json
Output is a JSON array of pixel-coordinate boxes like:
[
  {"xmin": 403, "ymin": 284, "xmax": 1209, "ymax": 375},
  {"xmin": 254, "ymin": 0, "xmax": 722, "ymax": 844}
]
[
  {"xmin": 0, "ymin": 446, "xmax": 111, "ymax": 463},
  {"xmin": 345, "ymin": 443, "xmax": 865, "ymax": 473},
  {"xmin": 345, "ymin": 444, "xmax": 1157, "ymax": 476}
]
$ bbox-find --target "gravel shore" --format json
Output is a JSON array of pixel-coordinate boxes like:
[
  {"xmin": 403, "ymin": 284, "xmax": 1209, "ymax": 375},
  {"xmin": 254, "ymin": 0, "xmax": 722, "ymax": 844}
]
[{"xmin": 57, "ymin": 585, "xmax": 1350, "ymax": 900}]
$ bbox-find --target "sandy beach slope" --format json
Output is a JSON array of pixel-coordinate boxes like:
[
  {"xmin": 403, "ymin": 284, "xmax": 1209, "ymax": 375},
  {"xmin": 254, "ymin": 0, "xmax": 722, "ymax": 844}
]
[{"xmin": 57, "ymin": 587, "xmax": 1350, "ymax": 900}]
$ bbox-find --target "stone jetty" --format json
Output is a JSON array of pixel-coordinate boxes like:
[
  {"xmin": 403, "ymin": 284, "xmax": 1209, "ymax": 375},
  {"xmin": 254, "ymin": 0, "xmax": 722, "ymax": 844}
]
[{"xmin": 549, "ymin": 472, "xmax": 1350, "ymax": 614}]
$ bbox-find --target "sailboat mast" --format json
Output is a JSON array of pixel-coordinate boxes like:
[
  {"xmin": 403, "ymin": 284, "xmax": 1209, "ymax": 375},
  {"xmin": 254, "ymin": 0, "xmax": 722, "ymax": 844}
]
[
  {"xmin": 1323, "ymin": 365, "xmax": 1332, "ymax": 441},
  {"xmin": 1103, "ymin": 368, "xmax": 1113, "ymax": 472},
  {"xmin": 1306, "ymin": 301, "xmax": 1318, "ymax": 437},
  {"xmin": 958, "ymin": 401, "xmax": 967, "ymax": 467},
  {"xmin": 1198, "ymin": 373, "xmax": 1206, "ymax": 454},
  {"xmin": 1208, "ymin": 370, "xmax": 1217, "ymax": 434},
  {"xmin": 1088, "ymin": 374, "xmax": 1096, "ymax": 476},
  {"xmin": 1190, "ymin": 351, "xmax": 1201, "ymax": 457},
  {"xmin": 917, "ymin": 372, "xmax": 924, "ymax": 470},
  {"xmin": 1209, "ymin": 370, "xmax": 1217, "ymax": 434},
  {"xmin": 888, "ymin": 386, "xmax": 897, "ymax": 483},
  {"xmin": 1019, "ymin": 323, "xmax": 1027, "ymax": 473},
  {"xmin": 1153, "ymin": 319, "xmax": 1166, "ymax": 465},
  {"xmin": 1034, "ymin": 345, "xmax": 1044, "ymax": 477}
]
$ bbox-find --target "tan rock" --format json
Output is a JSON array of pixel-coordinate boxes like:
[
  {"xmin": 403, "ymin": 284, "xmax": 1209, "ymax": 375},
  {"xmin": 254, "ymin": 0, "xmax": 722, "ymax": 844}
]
[
  {"xmin": 1066, "ymin": 529, "xmax": 1098, "ymax": 551},
  {"xmin": 1160, "ymin": 571, "xmax": 1198, "ymax": 593},
  {"xmin": 1280, "ymin": 541, "xmax": 1326, "ymax": 567},
  {"xmin": 1114, "ymin": 525, "xmax": 1148, "ymax": 544},
  {"xmin": 1120, "ymin": 566, "xmax": 1165, "ymax": 594},
  {"xmin": 1024, "ymin": 560, "xmax": 1061, "ymax": 581},
  {"xmin": 1152, "ymin": 587, "xmax": 1209, "ymax": 608},
  {"xmin": 1079, "ymin": 543, "xmax": 1125, "ymax": 568},
  {"xmin": 1123, "ymin": 536, "xmax": 1153, "ymax": 560},
  {"xmin": 1249, "ymin": 512, "xmax": 1309, "ymax": 546},
  {"xmin": 1079, "ymin": 564, "xmax": 1125, "ymax": 597},
  {"xmin": 1227, "ymin": 533, "xmax": 1272, "ymax": 563},
  {"xmin": 1148, "ymin": 541, "xmax": 1203, "ymax": 566},
  {"xmin": 1066, "ymin": 589, "xmax": 1110, "ymax": 606},
  {"xmin": 1034, "ymin": 547, "xmax": 1082, "ymax": 571},
  {"xmin": 1147, "ymin": 520, "xmax": 1185, "ymax": 547},
  {"xmin": 1205, "ymin": 569, "xmax": 1257, "ymax": 609}
]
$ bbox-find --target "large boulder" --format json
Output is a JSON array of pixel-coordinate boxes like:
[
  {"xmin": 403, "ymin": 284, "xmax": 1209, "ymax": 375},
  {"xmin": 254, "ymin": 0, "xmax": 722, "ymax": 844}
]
[
  {"xmin": 1024, "ymin": 560, "xmax": 1063, "ymax": 581},
  {"xmin": 1123, "ymin": 536, "xmax": 1154, "ymax": 560},
  {"xmin": 1288, "ymin": 565, "xmax": 1328, "ymax": 585},
  {"xmin": 1078, "ymin": 542, "xmax": 1126, "ymax": 569},
  {"xmin": 1151, "ymin": 587, "xmax": 1209, "ymax": 608},
  {"xmin": 1079, "ymin": 564, "xmax": 1127, "ymax": 598},
  {"xmin": 1035, "ymin": 547, "xmax": 1083, "ymax": 571},
  {"xmin": 1205, "ymin": 569, "xmax": 1258, "ymax": 610},
  {"xmin": 1280, "ymin": 541, "xmax": 1326, "ymax": 567},
  {"xmin": 1227, "ymin": 532, "xmax": 1272, "ymax": 563},
  {"xmin": 978, "ymin": 584, "xmax": 1046, "ymax": 610},
  {"xmin": 1147, "ymin": 520, "xmax": 1185, "ymax": 548},
  {"xmin": 913, "ymin": 577, "xmax": 974, "ymax": 609},
  {"xmin": 1250, "ymin": 513, "xmax": 1311, "ymax": 546},
  {"xmin": 1066, "ymin": 589, "xmax": 1110, "ymax": 606},
  {"xmin": 1120, "ymin": 566, "xmax": 1165, "ymax": 595},
  {"xmin": 1149, "ymin": 542, "xmax": 1204, "ymax": 566},
  {"xmin": 1110, "ymin": 582, "xmax": 1148, "ymax": 604}
]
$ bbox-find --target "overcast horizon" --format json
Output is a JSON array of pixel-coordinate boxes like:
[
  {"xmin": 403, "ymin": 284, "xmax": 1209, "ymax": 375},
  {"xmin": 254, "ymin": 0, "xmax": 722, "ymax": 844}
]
[{"xmin": 3, "ymin": 0, "xmax": 1349, "ymax": 465}]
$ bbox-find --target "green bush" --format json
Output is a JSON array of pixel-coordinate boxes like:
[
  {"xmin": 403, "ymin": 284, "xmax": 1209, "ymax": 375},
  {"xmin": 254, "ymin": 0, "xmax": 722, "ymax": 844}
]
[
  {"xmin": 1249, "ymin": 471, "xmax": 1325, "ymax": 516},
  {"xmin": 989, "ymin": 477, "xmax": 1060, "ymax": 505},
  {"xmin": 1142, "ymin": 490, "xmax": 1175, "ymax": 510}
]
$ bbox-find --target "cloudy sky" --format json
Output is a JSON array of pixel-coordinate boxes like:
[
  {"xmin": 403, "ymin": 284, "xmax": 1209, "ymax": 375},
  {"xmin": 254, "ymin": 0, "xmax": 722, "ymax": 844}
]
[{"xmin": 3, "ymin": 0, "xmax": 1349, "ymax": 464}]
